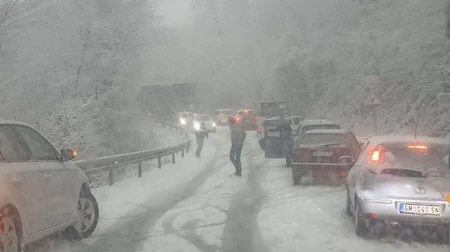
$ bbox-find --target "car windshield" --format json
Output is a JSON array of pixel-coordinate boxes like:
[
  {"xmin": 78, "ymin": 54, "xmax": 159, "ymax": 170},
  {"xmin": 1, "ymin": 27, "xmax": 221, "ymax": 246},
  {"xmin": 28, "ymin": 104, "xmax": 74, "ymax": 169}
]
[
  {"xmin": 300, "ymin": 133, "xmax": 350, "ymax": 147},
  {"xmin": 259, "ymin": 102, "xmax": 289, "ymax": 118},
  {"xmin": 195, "ymin": 115, "xmax": 210, "ymax": 121},
  {"xmin": 374, "ymin": 143, "xmax": 450, "ymax": 178},
  {"xmin": 15, "ymin": 0, "xmax": 450, "ymax": 250},
  {"xmin": 217, "ymin": 110, "xmax": 232, "ymax": 115},
  {"xmin": 292, "ymin": 117, "xmax": 303, "ymax": 125},
  {"xmin": 300, "ymin": 124, "xmax": 340, "ymax": 136}
]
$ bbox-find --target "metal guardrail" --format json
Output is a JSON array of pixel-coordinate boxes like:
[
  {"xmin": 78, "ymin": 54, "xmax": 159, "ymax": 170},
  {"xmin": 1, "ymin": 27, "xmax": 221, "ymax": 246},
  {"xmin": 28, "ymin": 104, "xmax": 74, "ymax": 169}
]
[{"xmin": 74, "ymin": 120, "xmax": 191, "ymax": 185}]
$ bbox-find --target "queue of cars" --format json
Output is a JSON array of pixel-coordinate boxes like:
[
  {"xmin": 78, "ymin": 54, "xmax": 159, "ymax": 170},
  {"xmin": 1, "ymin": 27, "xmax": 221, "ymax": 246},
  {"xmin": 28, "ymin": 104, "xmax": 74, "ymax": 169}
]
[{"xmin": 256, "ymin": 110, "xmax": 450, "ymax": 242}]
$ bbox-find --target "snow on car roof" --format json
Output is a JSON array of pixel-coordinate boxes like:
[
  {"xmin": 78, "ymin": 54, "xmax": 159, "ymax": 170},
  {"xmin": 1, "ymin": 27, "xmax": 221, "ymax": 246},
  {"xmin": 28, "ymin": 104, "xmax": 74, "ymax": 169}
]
[
  {"xmin": 0, "ymin": 119, "xmax": 31, "ymax": 126},
  {"xmin": 304, "ymin": 129, "xmax": 349, "ymax": 135},
  {"xmin": 301, "ymin": 119, "xmax": 336, "ymax": 125},
  {"xmin": 368, "ymin": 135, "xmax": 449, "ymax": 146}
]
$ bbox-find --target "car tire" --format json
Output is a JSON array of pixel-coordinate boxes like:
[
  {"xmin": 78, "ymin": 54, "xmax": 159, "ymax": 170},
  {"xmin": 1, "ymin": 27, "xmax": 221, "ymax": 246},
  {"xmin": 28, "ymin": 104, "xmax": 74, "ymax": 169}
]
[
  {"xmin": 345, "ymin": 188, "xmax": 352, "ymax": 216},
  {"xmin": 63, "ymin": 190, "xmax": 99, "ymax": 240},
  {"xmin": 292, "ymin": 167, "xmax": 302, "ymax": 185},
  {"xmin": 0, "ymin": 208, "xmax": 21, "ymax": 252},
  {"xmin": 354, "ymin": 200, "xmax": 368, "ymax": 237}
]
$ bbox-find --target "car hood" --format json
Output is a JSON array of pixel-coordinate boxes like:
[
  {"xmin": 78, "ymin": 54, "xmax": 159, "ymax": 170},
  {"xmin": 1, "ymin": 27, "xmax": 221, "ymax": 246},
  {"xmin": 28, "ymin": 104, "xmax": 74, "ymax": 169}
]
[{"xmin": 373, "ymin": 175, "xmax": 450, "ymax": 199}]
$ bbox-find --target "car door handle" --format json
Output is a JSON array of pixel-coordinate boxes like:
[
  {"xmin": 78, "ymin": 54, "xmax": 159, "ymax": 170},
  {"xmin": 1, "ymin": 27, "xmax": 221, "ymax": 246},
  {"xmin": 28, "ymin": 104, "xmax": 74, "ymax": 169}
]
[{"xmin": 11, "ymin": 177, "xmax": 23, "ymax": 184}]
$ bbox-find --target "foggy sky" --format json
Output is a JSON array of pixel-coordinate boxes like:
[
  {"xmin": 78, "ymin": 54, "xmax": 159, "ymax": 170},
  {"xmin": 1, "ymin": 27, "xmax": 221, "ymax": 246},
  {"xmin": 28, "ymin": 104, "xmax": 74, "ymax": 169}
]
[{"xmin": 158, "ymin": 0, "xmax": 191, "ymax": 26}]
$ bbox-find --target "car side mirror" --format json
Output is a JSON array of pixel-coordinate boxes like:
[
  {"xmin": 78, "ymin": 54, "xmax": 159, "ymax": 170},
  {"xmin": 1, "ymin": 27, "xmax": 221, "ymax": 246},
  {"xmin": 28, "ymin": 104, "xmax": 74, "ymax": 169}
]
[
  {"xmin": 339, "ymin": 156, "xmax": 354, "ymax": 167},
  {"xmin": 61, "ymin": 149, "xmax": 77, "ymax": 162}
]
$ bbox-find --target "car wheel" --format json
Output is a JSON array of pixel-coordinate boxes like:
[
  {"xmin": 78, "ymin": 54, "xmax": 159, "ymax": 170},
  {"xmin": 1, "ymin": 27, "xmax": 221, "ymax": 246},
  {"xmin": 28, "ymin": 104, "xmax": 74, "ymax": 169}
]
[
  {"xmin": 354, "ymin": 200, "xmax": 368, "ymax": 237},
  {"xmin": 0, "ymin": 211, "xmax": 21, "ymax": 252},
  {"xmin": 345, "ymin": 188, "xmax": 352, "ymax": 216},
  {"xmin": 63, "ymin": 190, "xmax": 99, "ymax": 240},
  {"xmin": 292, "ymin": 167, "xmax": 302, "ymax": 185}
]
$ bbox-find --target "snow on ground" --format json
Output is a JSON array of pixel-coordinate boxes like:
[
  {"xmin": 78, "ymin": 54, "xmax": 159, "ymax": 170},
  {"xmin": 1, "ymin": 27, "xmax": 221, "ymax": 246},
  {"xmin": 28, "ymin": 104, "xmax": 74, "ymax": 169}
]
[
  {"xmin": 257, "ymin": 162, "xmax": 448, "ymax": 252},
  {"xmin": 125, "ymin": 127, "xmax": 255, "ymax": 252},
  {"xmin": 32, "ymin": 126, "xmax": 228, "ymax": 252},
  {"xmin": 151, "ymin": 122, "xmax": 188, "ymax": 147},
  {"xmin": 33, "ymin": 125, "xmax": 449, "ymax": 252}
]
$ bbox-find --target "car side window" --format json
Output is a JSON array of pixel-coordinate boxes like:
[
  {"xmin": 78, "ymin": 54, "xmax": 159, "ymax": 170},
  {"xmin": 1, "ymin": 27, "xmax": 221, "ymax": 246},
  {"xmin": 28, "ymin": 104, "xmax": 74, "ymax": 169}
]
[
  {"xmin": 0, "ymin": 126, "xmax": 30, "ymax": 162},
  {"xmin": 15, "ymin": 125, "xmax": 58, "ymax": 161},
  {"xmin": 347, "ymin": 132, "xmax": 359, "ymax": 149}
]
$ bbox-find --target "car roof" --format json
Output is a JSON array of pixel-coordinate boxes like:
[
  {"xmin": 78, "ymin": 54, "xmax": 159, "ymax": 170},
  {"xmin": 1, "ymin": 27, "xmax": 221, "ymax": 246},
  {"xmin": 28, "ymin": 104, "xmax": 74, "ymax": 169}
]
[
  {"xmin": 300, "ymin": 119, "xmax": 336, "ymax": 126},
  {"xmin": 367, "ymin": 135, "xmax": 449, "ymax": 146},
  {"xmin": 237, "ymin": 109, "xmax": 253, "ymax": 112},
  {"xmin": 304, "ymin": 129, "xmax": 349, "ymax": 135},
  {"xmin": 0, "ymin": 119, "xmax": 31, "ymax": 127}
]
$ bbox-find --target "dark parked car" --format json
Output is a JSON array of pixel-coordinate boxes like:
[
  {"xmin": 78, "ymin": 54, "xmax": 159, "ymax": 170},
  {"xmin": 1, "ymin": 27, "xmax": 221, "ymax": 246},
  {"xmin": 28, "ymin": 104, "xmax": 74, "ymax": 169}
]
[
  {"xmin": 234, "ymin": 109, "xmax": 258, "ymax": 131},
  {"xmin": 291, "ymin": 129, "xmax": 360, "ymax": 185}
]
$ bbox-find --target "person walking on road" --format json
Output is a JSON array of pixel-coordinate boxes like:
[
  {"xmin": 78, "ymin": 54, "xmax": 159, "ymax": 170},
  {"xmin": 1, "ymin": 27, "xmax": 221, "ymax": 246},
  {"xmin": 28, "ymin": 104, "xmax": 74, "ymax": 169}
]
[
  {"xmin": 195, "ymin": 122, "xmax": 208, "ymax": 158},
  {"xmin": 229, "ymin": 117, "xmax": 246, "ymax": 176},
  {"xmin": 279, "ymin": 115, "xmax": 293, "ymax": 167}
]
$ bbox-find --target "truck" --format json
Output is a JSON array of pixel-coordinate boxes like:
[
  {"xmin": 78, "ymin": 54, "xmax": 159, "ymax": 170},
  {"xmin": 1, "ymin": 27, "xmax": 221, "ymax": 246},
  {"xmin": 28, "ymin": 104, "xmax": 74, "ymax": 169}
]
[{"xmin": 256, "ymin": 101, "xmax": 290, "ymax": 158}]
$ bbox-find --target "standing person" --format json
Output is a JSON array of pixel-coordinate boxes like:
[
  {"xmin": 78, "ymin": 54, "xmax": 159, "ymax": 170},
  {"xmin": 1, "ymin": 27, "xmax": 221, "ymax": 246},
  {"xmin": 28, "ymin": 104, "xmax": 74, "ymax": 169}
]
[
  {"xmin": 279, "ymin": 115, "xmax": 293, "ymax": 167},
  {"xmin": 229, "ymin": 117, "xmax": 246, "ymax": 176},
  {"xmin": 195, "ymin": 122, "xmax": 208, "ymax": 158}
]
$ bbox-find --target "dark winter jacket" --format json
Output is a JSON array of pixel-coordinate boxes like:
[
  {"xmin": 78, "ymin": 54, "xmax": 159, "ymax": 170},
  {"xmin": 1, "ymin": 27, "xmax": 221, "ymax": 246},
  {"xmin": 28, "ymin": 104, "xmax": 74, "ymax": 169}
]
[
  {"xmin": 230, "ymin": 124, "xmax": 246, "ymax": 145},
  {"xmin": 279, "ymin": 120, "xmax": 292, "ymax": 140},
  {"xmin": 195, "ymin": 127, "xmax": 209, "ymax": 140}
]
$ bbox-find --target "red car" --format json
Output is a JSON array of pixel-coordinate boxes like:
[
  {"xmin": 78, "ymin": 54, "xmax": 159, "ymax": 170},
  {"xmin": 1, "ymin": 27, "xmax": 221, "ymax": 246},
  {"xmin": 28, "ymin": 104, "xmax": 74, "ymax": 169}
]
[
  {"xmin": 291, "ymin": 129, "xmax": 361, "ymax": 185},
  {"xmin": 233, "ymin": 109, "xmax": 258, "ymax": 130}
]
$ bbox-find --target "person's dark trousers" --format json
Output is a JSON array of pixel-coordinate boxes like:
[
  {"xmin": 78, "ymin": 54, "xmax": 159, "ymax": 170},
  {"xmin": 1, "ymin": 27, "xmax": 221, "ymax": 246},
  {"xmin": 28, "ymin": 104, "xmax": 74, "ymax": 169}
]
[
  {"xmin": 196, "ymin": 137, "xmax": 204, "ymax": 157},
  {"xmin": 230, "ymin": 144, "xmax": 243, "ymax": 174},
  {"xmin": 283, "ymin": 138, "xmax": 293, "ymax": 167}
]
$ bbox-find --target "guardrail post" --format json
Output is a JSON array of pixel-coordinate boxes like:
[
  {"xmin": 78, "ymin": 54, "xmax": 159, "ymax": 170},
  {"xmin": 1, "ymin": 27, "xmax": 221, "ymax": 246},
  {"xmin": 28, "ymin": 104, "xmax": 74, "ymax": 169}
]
[
  {"xmin": 181, "ymin": 149, "xmax": 184, "ymax": 157},
  {"xmin": 186, "ymin": 144, "xmax": 190, "ymax": 153},
  {"xmin": 138, "ymin": 161, "xmax": 142, "ymax": 177},
  {"xmin": 108, "ymin": 168, "xmax": 114, "ymax": 185},
  {"xmin": 172, "ymin": 153, "xmax": 175, "ymax": 163},
  {"xmin": 158, "ymin": 157, "xmax": 162, "ymax": 168}
]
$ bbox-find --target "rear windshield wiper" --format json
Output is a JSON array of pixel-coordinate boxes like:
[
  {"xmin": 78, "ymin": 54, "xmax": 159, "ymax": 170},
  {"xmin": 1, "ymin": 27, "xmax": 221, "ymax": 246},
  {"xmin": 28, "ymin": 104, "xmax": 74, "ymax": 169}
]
[{"xmin": 316, "ymin": 142, "xmax": 343, "ymax": 148}]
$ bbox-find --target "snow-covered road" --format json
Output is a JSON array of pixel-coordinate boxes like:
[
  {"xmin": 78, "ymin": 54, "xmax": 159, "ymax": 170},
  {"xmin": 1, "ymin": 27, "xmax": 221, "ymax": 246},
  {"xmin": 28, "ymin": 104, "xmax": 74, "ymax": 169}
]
[{"xmin": 33, "ymin": 126, "xmax": 448, "ymax": 252}]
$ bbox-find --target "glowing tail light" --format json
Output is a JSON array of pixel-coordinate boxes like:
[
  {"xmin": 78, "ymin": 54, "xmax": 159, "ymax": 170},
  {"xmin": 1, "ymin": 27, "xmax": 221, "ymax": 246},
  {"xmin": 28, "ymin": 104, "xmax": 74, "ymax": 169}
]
[
  {"xmin": 257, "ymin": 128, "xmax": 262, "ymax": 134},
  {"xmin": 371, "ymin": 150, "xmax": 380, "ymax": 161},
  {"xmin": 407, "ymin": 145, "xmax": 428, "ymax": 150}
]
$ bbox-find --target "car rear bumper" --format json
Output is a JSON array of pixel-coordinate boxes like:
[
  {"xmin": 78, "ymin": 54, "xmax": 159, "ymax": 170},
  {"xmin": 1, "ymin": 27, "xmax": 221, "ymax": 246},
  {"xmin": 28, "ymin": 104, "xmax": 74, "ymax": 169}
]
[
  {"xmin": 292, "ymin": 163, "xmax": 349, "ymax": 169},
  {"xmin": 359, "ymin": 197, "xmax": 450, "ymax": 225}
]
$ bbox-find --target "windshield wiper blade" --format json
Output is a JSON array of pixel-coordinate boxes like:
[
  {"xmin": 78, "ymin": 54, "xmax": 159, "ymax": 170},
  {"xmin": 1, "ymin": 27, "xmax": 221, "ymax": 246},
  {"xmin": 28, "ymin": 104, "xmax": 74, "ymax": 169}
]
[{"xmin": 316, "ymin": 142, "xmax": 342, "ymax": 148}]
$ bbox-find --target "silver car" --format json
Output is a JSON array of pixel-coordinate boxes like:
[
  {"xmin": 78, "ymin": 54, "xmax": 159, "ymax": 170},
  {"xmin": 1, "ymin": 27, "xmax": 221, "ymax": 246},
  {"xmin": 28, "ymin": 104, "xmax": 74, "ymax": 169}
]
[
  {"xmin": 344, "ymin": 135, "xmax": 450, "ymax": 238},
  {"xmin": 193, "ymin": 114, "xmax": 216, "ymax": 133}
]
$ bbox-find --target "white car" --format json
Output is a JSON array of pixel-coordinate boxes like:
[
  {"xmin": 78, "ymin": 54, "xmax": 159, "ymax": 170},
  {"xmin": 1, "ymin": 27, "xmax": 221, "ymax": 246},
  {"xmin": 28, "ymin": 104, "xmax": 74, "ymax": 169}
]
[
  {"xmin": 0, "ymin": 121, "xmax": 98, "ymax": 251},
  {"xmin": 193, "ymin": 115, "xmax": 216, "ymax": 133},
  {"xmin": 214, "ymin": 109, "xmax": 233, "ymax": 125}
]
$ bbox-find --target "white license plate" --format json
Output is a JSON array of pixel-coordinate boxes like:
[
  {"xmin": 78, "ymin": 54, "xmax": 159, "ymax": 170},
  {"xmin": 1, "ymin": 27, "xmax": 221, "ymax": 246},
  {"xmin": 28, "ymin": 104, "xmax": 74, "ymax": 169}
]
[
  {"xmin": 399, "ymin": 204, "xmax": 441, "ymax": 216},
  {"xmin": 312, "ymin": 151, "xmax": 333, "ymax": 157}
]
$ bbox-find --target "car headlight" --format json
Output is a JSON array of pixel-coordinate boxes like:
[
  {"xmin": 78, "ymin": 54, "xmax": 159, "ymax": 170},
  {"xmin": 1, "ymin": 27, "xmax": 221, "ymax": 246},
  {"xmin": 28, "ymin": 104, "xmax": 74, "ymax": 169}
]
[
  {"xmin": 180, "ymin": 118, "xmax": 186, "ymax": 125},
  {"xmin": 193, "ymin": 122, "xmax": 200, "ymax": 130},
  {"xmin": 212, "ymin": 122, "xmax": 216, "ymax": 127}
]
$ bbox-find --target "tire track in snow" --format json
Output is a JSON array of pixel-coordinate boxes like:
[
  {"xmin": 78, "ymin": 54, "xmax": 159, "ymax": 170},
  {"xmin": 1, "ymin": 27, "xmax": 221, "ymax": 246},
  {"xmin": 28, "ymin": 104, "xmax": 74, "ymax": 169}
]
[
  {"xmin": 221, "ymin": 150, "xmax": 272, "ymax": 252},
  {"xmin": 71, "ymin": 136, "xmax": 229, "ymax": 252}
]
